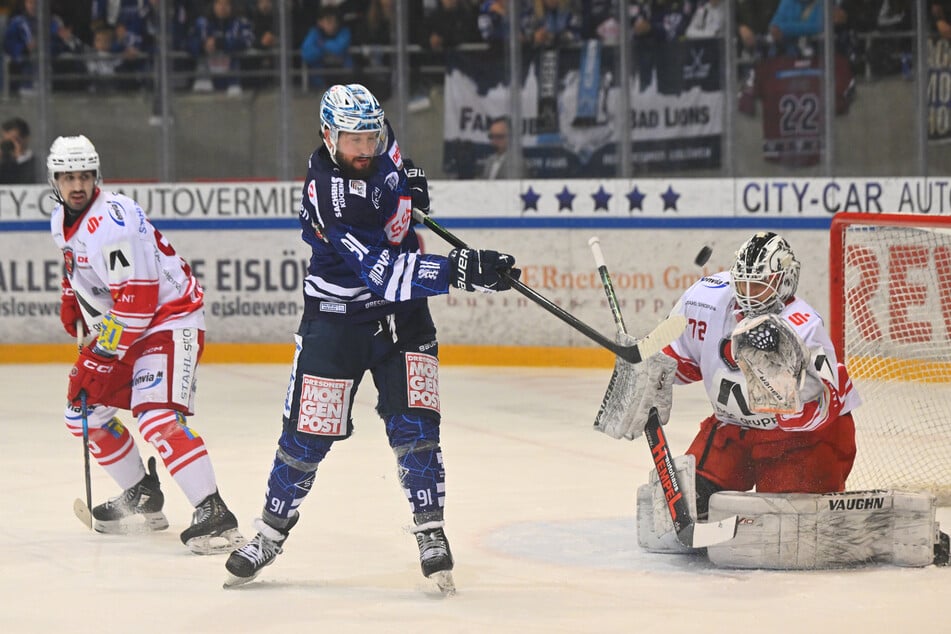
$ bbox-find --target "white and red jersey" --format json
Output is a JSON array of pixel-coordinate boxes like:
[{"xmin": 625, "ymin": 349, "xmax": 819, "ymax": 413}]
[
  {"xmin": 664, "ymin": 272, "xmax": 860, "ymax": 433},
  {"xmin": 51, "ymin": 189, "xmax": 204, "ymax": 357}
]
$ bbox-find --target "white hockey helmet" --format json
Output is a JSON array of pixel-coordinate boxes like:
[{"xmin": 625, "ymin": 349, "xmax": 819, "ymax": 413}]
[
  {"xmin": 730, "ymin": 231, "xmax": 801, "ymax": 316},
  {"xmin": 319, "ymin": 83, "xmax": 387, "ymax": 163},
  {"xmin": 47, "ymin": 134, "xmax": 101, "ymax": 192}
]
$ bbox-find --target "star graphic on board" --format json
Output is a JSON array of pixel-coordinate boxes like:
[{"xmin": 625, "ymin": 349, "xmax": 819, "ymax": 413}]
[
  {"xmin": 520, "ymin": 187, "xmax": 541, "ymax": 212},
  {"xmin": 556, "ymin": 186, "xmax": 576, "ymax": 211},
  {"xmin": 661, "ymin": 185, "xmax": 680, "ymax": 211},
  {"xmin": 626, "ymin": 186, "xmax": 646, "ymax": 212},
  {"xmin": 591, "ymin": 186, "xmax": 612, "ymax": 211}
]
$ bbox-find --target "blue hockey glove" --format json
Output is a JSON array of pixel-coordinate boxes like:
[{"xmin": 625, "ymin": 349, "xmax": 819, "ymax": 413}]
[
  {"xmin": 404, "ymin": 160, "xmax": 430, "ymax": 216},
  {"xmin": 449, "ymin": 248, "xmax": 520, "ymax": 293}
]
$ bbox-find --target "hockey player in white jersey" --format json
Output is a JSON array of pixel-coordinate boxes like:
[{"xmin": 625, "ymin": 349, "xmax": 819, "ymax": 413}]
[
  {"xmin": 49, "ymin": 134, "xmax": 243, "ymax": 554},
  {"xmin": 618, "ymin": 232, "xmax": 949, "ymax": 568}
]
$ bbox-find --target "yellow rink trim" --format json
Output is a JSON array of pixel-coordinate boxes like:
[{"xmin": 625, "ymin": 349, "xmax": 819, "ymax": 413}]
[
  {"xmin": 0, "ymin": 343, "xmax": 617, "ymax": 368},
  {"xmin": 847, "ymin": 355, "xmax": 951, "ymax": 383}
]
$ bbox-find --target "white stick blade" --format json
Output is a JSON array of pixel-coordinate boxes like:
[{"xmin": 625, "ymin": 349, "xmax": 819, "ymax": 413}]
[
  {"xmin": 691, "ymin": 515, "xmax": 738, "ymax": 547},
  {"xmin": 636, "ymin": 314, "xmax": 687, "ymax": 359},
  {"xmin": 73, "ymin": 498, "xmax": 93, "ymax": 530}
]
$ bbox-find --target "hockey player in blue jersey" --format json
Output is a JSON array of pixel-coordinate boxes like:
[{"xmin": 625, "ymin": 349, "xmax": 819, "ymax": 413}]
[{"xmin": 224, "ymin": 83, "xmax": 519, "ymax": 593}]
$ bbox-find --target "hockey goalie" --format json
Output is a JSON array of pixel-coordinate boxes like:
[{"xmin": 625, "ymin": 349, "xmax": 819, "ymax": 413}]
[{"xmin": 600, "ymin": 232, "xmax": 949, "ymax": 569}]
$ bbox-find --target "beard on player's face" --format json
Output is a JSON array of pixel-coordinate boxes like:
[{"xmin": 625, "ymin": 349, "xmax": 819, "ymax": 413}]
[{"xmin": 337, "ymin": 152, "xmax": 376, "ymax": 179}]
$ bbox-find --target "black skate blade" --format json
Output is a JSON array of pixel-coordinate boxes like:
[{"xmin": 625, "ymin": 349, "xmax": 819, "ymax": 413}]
[
  {"xmin": 73, "ymin": 498, "xmax": 93, "ymax": 530},
  {"xmin": 429, "ymin": 570, "xmax": 456, "ymax": 597}
]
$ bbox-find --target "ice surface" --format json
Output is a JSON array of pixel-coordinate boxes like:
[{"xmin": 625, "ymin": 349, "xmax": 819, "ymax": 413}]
[{"xmin": 2, "ymin": 364, "xmax": 947, "ymax": 633}]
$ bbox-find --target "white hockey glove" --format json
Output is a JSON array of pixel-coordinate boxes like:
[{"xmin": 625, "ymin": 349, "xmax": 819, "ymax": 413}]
[
  {"xmin": 731, "ymin": 314, "xmax": 807, "ymax": 414},
  {"xmin": 597, "ymin": 334, "xmax": 677, "ymax": 440}
]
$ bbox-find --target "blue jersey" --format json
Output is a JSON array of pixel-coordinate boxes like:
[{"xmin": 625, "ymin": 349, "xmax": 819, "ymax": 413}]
[{"xmin": 298, "ymin": 122, "xmax": 451, "ymax": 323}]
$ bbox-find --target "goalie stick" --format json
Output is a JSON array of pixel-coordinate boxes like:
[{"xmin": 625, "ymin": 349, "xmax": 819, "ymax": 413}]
[
  {"xmin": 588, "ymin": 237, "xmax": 736, "ymax": 548},
  {"xmin": 74, "ymin": 325, "xmax": 94, "ymax": 530},
  {"xmin": 413, "ymin": 209, "xmax": 685, "ymax": 364}
]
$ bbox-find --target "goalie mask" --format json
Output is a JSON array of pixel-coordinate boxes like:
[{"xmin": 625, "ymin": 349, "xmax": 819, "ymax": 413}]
[
  {"xmin": 730, "ymin": 232, "xmax": 801, "ymax": 316},
  {"xmin": 47, "ymin": 134, "xmax": 101, "ymax": 193},
  {"xmin": 319, "ymin": 83, "xmax": 387, "ymax": 165}
]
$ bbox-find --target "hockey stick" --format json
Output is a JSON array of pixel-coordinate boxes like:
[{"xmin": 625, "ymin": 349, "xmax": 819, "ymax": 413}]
[
  {"xmin": 413, "ymin": 209, "xmax": 685, "ymax": 364},
  {"xmin": 74, "ymin": 324, "xmax": 94, "ymax": 529},
  {"xmin": 588, "ymin": 237, "xmax": 736, "ymax": 548}
]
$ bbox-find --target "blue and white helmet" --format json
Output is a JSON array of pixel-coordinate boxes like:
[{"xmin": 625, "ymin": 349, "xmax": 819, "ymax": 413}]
[
  {"xmin": 319, "ymin": 83, "xmax": 387, "ymax": 162},
  {"xmin": 730, "ymin": 231, "xmax": 801, "ymax": 316}
]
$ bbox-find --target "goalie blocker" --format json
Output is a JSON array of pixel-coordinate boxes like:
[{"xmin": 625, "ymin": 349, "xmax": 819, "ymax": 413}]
[{"xmin": 638, "ymin": 460, "xmax": 950, "ymax": 568}]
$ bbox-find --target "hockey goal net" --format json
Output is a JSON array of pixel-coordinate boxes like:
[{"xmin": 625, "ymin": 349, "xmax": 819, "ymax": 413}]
[{"xmin": 830, "ymin": 212, "xmax": 951, "ymax": 504}]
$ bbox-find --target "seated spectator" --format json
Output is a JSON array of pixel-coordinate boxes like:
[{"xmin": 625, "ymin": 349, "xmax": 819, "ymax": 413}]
[
  {"xmin": 54, "ymin": 0, "xmax": 93, "ymax": 44},
  {"xmin": 582, "ymin": 0, "xmax": 647, "ymax": 44},
  {"xmin": 91, "ymin": 0, "xmax": 145, "ymax": 28},
  {"xmin": 246, "ymin": 0, "xmax": 278, "ymax": 88},
  {"xmin": 424, "ymin": 0, "xmax": 481, "ymax": 55},
  {"xmin": 142, "ymin": 0, "xmax": 197, "ymax": 91},
  {"xmin": 482, "ymin": 116, "xmax": 511, "ymax": 179},
  {"xmin": 523, "ymin": 0, "xmax": 582, "ymax": 49},
  {"xmin": 630, "ymin": 1, "xmax": 695, "ymax": 94},
  {"xmin": 113, "ymin": 7, "xmax": 152, "ymax": 86},
  {"xmin": 4, "ymin": 0, "xmax": 87, "ymax": 93},
  {"xmin": 187, "ymin": 0, "xmax": 254, "ymax": 95},
  {"xmin": 352, "ymin": 0, "xmax": 400, "ymax": 100},
  {"xmin": 3, "ymin": 0, "xmax": 39, "ymax": 93},
  {"xmin": 932, "ymin": 1, "xmax": 951, "ymax": 39},
  {"xmin": 477, "ymin": 0, "xmax": 512, "ymax": 55},
  {"xmin": 843, "ymin": 0, "xmax": 912, "ymax": 78},
  {"xmin": 736, "ymin": 0, "xmax": 779, "ymax": 62},
  {"xmin": 0, "ymin": 116, "xmax": 36, "ymax": 184},
  {"xmin": 768, "ymin": 0, "xmax": 849, "ymax": 58},
  {"xmin": 686, "ymin": 0, "xmax": 724, "ymax": 39},
  {"xmin": 85, "ymin": 24, "xmax": 124, "ymax": 91},
  {"xmin": 300, "ymin": 6, "xmax": 353, "ymax": 91}
]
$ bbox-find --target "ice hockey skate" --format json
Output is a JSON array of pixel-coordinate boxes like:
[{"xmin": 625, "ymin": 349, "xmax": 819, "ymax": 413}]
[
  {"xmin": 223, "ymin": 514, "xmax": 297, "ymax": 588},
  {"xmin": 180, "ymin": 491, "xmax": 244, "ymax": 555},
  {"xmin": 92, "ymin": 456, "xmax": 169, "ymax": 534},
  {"xmin": 413, "ymin": 524, "xmax": 455, "ymax": 596}
]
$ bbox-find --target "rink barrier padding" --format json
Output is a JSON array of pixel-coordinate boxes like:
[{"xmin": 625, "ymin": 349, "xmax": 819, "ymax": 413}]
[{"xmin": 0, "ymin": 344, "xmax": 615, "ymax": 367}]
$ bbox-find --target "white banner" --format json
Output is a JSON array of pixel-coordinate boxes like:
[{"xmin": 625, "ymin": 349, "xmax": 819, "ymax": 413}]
[
  {"xmin": 4, "ymin": 178, "xmax": 948, "ymax": 347},
  {"xmin": 5, "ymin": 179, "xmax": 951, "ymax": 223},
  {"xmin": 1, "ymin": 226, "xmax": 826, "ymax": 346}
]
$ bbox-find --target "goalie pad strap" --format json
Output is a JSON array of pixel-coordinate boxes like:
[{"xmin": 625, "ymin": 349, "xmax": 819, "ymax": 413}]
[{"xmin": 705, "ymin": 490, "xmax": 938, "ymax": 569}]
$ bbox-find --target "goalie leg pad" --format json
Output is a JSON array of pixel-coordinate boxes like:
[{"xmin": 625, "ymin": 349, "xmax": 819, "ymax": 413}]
[
  {"xmin": 705, "ymin": 490, "xmax": 939, "ymax": 569},
  {"xmin": 636, "ymin": 454, "xmax": 701, "ymax": 553}
]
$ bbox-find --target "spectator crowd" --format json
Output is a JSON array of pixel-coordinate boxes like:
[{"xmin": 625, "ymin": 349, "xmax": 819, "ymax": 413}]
[{"xmin": 0, "ymin": 2, "xmax": 942, "ymax": 98}]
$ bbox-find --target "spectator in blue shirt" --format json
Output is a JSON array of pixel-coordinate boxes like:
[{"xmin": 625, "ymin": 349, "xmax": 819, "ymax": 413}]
[
  {"xmin": 187, "ymin": 0, "xmax": 253, "ymax": 94},
  {"xmin": 523, "ymin": 0, "xmax": 582, "ymax": 49},
  {"xmin": 4, "ymin": 0, "xmax": 87, "ymax": 93},
  {"xmin": 300, "ymin": 6, "xmax": 353, "ymax": 92}
]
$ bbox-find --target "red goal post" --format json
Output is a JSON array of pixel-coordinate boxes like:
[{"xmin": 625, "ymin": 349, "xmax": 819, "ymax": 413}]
[{"xmin": 830, "ymin": 212, "xmax": 951, "ymax": 504}]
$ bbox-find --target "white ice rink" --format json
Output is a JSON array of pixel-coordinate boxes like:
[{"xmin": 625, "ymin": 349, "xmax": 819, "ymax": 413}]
[{"xmin": 3, "ymin": 363, "xmax": 948, "ymax": 633}]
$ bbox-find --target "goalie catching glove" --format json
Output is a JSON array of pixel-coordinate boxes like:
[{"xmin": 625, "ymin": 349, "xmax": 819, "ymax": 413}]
[
  {"xmin": 597, "ymin": 333, "xmax": 678, "ymax": 440},
  {"xmin": 731, "ymin": 313, "xmax": 807, "ymax": 414}
]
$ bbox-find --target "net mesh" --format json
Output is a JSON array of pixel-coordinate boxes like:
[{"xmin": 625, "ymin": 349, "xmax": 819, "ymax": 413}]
[{"xmin": 836, "ymin": 218, "xmax": 951, "ymax": 504}]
